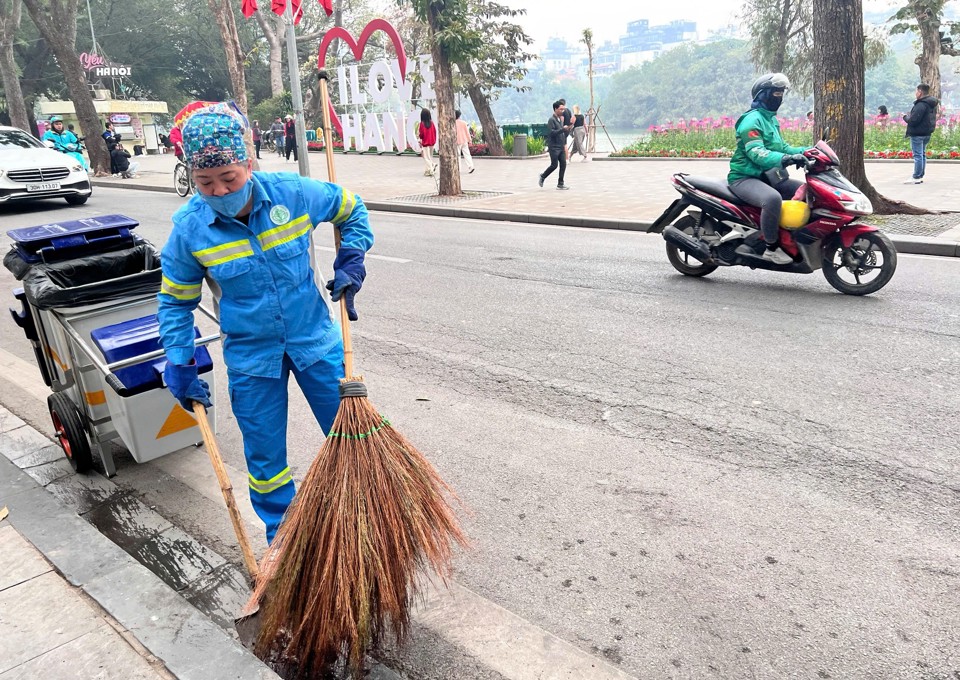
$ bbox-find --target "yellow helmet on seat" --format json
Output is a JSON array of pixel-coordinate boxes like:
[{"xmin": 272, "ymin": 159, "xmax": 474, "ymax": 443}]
[{"xmin": 779, "ymin": 200, "xmax": 810, "ymax": 229}]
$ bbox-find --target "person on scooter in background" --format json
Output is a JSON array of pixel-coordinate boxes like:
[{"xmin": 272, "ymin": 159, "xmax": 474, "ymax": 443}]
[
  {"xmin": 42, "ymin": 116, "xmax": 90, "ymax": 170},
  {"xmin": 157, "ymin": 101, "xmax": 373, "ymax": 543},
  {"xmin": 727, "ymin": 73, "xmax": 809, "ymax": 265}
]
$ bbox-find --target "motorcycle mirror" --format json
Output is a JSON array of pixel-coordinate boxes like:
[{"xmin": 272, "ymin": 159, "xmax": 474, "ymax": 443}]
[{"xmin": 43, "ymin": 140, "xmax": 55, "ymax": 148}]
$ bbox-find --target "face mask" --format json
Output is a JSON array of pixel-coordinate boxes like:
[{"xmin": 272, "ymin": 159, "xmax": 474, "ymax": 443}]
[
  {"xmin": 760, "ymin": 89, "xmax": 784, "ymax": 112},
  {"xmin": 200, "ymin": 179, "xmax": 252, "ymax": 218}
]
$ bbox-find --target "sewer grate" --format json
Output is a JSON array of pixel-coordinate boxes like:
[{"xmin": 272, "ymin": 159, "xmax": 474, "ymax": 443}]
[
  {"xmin": 386, "ymin": 190, "xmax": 512, "ymax": 205},
  {"xmin": 869, "ymin": 213, "xmax": 959, "ymax": 238}
]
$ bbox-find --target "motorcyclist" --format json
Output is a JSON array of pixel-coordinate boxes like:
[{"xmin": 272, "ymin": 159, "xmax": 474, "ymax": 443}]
[
  {"xmin": 42, "ymin": 116, "xmax": 90, "ymax": 170},
  {"xmin": 727, "ymin": 73, "xmax": 808, "ymax": 265}
]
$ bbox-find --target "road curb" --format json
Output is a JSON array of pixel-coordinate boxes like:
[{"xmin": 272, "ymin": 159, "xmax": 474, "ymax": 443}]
[
  {"xmin": 0, "ymin": 410, "xmax": 280, "ymax": 680},
  {"xmin": 91, "ymin": 179, "xmax": 959, "ymax": 257}
]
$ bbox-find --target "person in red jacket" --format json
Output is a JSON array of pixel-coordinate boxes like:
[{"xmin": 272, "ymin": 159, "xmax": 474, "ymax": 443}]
[{"xmin": 417, "ymin": 108, "xmax": 437, "ymax": 178}]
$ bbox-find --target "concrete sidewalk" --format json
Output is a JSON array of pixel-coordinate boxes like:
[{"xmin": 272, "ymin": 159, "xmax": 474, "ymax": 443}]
[
  {"xmin": 0, "ymin": 407, "xmax": 279, "ymax": 680},
  {"xmin": 94, "ymin": 151, "xmax": 960, "ymax": 257},
  {"xmin": 0, "ymin": 519, "xmax": 173, "ymax": 680}
]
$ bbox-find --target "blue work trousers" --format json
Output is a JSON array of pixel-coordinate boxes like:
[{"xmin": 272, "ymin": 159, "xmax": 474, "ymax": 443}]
[
  {"xmin": 910, "ymin": 135, "xmax": 930, "ymax": 179},
  {"xmin": 227, "ymin": 346, "xmax": 344, "ymax": 543}
]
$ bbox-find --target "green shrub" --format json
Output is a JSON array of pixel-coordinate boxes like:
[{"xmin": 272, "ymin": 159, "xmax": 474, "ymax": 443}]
[
  {"xmin": 248, "ymin": 91, "xmax": 293, "ymax": 128},
  {"xmin": 503, "ymin": 133, "xmax": 514, "ymax": 153},
  {"xmin": 527, "ymin": 136, "xmax": 546, "ymax": 155}
]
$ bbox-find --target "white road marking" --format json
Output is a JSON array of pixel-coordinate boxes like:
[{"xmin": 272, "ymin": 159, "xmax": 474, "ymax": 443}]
[
  {"xmin": 0, "ymin": 345, "xmax": 637, "ymax": 680},
  {"xmin": 314, "ymin": 246, "xmax": 410, "ymax": 263}
]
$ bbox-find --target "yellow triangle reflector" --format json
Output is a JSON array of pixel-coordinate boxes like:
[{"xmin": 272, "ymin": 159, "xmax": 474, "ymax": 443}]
[{"xmin": 156, "ymin": 404, "xmax": 198, "ymax": 439}]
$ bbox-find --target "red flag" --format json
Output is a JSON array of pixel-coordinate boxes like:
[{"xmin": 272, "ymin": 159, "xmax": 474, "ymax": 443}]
[
  {"xmin": 318, "ymin": 0, "xmax": 332, "ymax": 15},
  {"xmin": 240, "ymin": 0, "xmax": 257, "ymax": 18},
  {"xmin": 271, "ymin": 0, "xmax": 285, "ymax": 15}
]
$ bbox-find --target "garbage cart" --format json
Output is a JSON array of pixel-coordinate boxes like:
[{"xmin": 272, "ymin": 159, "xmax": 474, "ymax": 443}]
[{"xmin": 4, "ymin": 214, "xmax": 220, "ymax": 477}]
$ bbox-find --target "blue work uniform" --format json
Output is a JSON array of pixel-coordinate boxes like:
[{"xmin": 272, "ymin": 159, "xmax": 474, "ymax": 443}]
[{"xmin": 158, "ymin": 171, "xmax": 374, "ymax": 541}]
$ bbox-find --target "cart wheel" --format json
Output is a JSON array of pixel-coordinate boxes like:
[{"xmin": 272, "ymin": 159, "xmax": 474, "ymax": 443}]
[{"xmin": 48, "ymin": 393, "xmax": 93, "ymax": 473}]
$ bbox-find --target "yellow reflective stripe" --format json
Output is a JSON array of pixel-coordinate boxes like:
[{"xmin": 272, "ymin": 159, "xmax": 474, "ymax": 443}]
[
  {"xmin": 258, "ymin": 214, "xmax": 312, "ymax": 250},
  {"xmin": 160, "ymin": 275, "xmax": 202, "ymax": 300},
  {"xmin": 331, "ymin": 187, "xmax": 357, "ymax": 225},
  {"xmin": 192, "ymin": 239, "xmax": 254, "ymax": 267},
  {"xmin": 248, "ymin": 467, "xmax": 292, "ymax": 494}
]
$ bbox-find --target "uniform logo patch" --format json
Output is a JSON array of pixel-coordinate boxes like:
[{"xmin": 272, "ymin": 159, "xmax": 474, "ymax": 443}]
[
  {"xmin": 270, "ymin": 205, "xmax": 291, "ymax": 225},
  {"xmin": 748, "ymin": 130, "xmax": 760, "ymax": 138}
]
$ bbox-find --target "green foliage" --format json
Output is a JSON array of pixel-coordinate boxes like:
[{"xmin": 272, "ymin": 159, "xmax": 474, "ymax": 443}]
[
  {"xmin": 502, "ymin": 132, "xmax": 513, "ymax": 152},
  {"xmin": 602, "ymin": 40, "xmax": 760, "ymax": 129},
  {"xmin": 741, "ymin": 0, "xmax": 887, "ymax": 97},
  {"xmin": 526, "ymin": 135, "xmax": 545, "ymax": 154},
  {"xmin": 248, "ymin": 91, "xmax": 293, "ymax": 127}
]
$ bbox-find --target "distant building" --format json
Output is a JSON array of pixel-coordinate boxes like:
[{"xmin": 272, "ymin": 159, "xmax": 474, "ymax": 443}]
[
  {"xmin": 541, "ymin": 37, "xmax": 577, "ymax": 73},
  {"xmin": 539, "ymin": 18, "xmax": 699, "ymax": 76},
  {"xmin": 619, "ymin": 19, "xmax": 697, "ymax": 69}
]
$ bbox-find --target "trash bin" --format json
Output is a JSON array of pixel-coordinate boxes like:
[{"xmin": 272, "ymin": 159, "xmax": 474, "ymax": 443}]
[{"xmin": 513, "ymin": 133, "xmax": 527, "ymax": 157}]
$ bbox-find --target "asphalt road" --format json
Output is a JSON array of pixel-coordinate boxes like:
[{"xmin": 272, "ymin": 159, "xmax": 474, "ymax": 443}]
[{"xmin": 1, "ymin": 189, "xmax": 959, "ymax": 679}]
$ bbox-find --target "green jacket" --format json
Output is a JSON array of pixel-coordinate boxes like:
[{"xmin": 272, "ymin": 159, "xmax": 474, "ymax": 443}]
[{"xmin": 727, "ymin": 108, "xmax": 805, "ymax": 183}]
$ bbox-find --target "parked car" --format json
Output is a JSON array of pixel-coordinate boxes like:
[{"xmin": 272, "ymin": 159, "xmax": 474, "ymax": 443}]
[{"xmin": 0, "ymin": 126, "xmax": 92, "ymax": 206}]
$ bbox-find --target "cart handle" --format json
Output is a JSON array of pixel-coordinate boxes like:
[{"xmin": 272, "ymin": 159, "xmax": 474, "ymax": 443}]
[{"xmin": 105, "ymin": 373, "xmax": 133, "ymax": 398}]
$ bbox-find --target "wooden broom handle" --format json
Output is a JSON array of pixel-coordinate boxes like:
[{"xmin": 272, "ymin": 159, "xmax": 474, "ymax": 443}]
[
  {"xmin": 192, "ymin": 403, "xmax": 260, "ymax": 580},
  {"xmin": 318, "ymin": 70, "xmax": 354, "ymax": 377}
]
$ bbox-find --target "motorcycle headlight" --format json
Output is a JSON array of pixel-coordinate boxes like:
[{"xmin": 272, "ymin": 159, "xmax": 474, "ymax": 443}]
[
  {"xmin": 840, "ymin": 195, "xmax": 873, "ymax": 215},
  {"xmin": 70, "ymin": 163, "xmax": 83, "ymax": 172}
]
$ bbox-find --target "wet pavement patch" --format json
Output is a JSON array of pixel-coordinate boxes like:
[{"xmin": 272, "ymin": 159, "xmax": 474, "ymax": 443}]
[
  {"xmin": 82, "ymin": 492, "xmax": 173, "ymax": 553},
  {"xmin": 130, "ymin": 525, "xmax": 226, "ymax": 591}
]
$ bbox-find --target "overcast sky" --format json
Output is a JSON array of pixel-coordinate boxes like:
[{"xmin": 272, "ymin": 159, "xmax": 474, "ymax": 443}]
[{"xmin": 505, "ymin": 0, "xmax": 902, "ymax": 51}]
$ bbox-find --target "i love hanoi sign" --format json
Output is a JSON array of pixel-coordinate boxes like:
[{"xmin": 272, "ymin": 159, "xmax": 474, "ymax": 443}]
[{"xmin": 318, "ymin": 19, "xmax": 437, "ymax": 153}]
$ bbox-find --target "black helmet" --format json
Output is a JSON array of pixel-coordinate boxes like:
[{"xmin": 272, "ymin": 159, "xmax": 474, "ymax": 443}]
[{"xmin": 751, "ymin": 73, "xmax": 790, "ymax": 98}]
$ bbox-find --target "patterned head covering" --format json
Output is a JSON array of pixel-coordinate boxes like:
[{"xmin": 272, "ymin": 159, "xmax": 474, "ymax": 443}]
[{"xmin": 176, "ymin": 101, "xmax": 249, "ymax": 169}]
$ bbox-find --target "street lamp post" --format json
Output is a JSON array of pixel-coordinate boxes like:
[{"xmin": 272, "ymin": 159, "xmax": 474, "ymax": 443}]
[{"xmin": 282, "ymin": 2, "xmax": 311, "ymax": 177}]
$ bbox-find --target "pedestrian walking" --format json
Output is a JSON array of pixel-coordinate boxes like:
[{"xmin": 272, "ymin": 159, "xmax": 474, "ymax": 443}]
[
  {"xmin": 455, "ymin": 110, "xmax": 475, "ymax": 174},
  {"xmin": 284, "ymin": 115, "xmax": 298, "ymax": 162},
  {"xmin": 569, "ymin": 105, "xmax": 588, "ymax": 161},
  {"xmin": 271, "ymin": 116, "xmax": 285, "ymax": 156},
  {"xmin": 538, "ymin": 100, "xmax": 569, "ymax": 190},
  {"xmin": 903, "ymin": 83, "xmax": 939, "ymax": 184},
  {"xmin": 417, "ymin": 108, "xmax": 437, "ymax": 178},
  {"xmin": 559, "ymin": 98, "xmax": 573, "ymax": 160},
  {"xmin": 158, "ymin": 100, "xmax": 374, "ymax": 542},
  {"xmin": 252, "ymin": 120, "xmax": 262, "ymax": 159}
]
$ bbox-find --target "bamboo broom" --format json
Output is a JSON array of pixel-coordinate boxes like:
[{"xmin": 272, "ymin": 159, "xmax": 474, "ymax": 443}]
[{"xmin": 247, "ymin": 70, "xmax": 467, "ymax": 678}]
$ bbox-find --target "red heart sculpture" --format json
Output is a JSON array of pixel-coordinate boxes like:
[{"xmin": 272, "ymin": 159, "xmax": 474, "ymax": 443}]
[{"xmin": 317, "ymin": 19, "xmax": 408, "ymax": 139}]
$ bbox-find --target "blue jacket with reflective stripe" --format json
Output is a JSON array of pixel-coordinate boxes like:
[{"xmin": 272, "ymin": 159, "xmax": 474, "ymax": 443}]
[{"xmin": 158, "ymin": 172, "xmax": 373, "ymax": 378}]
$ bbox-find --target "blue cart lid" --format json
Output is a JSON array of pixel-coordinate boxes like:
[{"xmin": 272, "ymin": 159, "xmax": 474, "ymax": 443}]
[
  {"xmin": 7, "ymin": 214, "xmax": 139, "ymax": 263},
  {"xmin": 91, "ymin": 314, "xmax": 213, "ymax": 397}
]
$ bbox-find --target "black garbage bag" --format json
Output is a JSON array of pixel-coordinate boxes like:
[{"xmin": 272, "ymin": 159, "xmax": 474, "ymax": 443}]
[
  {"xmin": 3, "ymin": 247, "xmax": 31, "ymax": 280},
  {"xmin": 21, "ymin": 243, "xmax": 162, "ymax": 310}
]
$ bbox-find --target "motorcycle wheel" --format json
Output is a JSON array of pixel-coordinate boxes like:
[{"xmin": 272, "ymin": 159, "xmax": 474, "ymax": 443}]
[
  {"xmin": 174, "ymin": 162, "xmax": 191, "ymax": 198},
  {"xmin": 821, "ymin": 231, "xmax": 897, "ymax": 296},
  {"xmin": 665, "ymin": 215, "xmax": 718, "ymax": 277}
]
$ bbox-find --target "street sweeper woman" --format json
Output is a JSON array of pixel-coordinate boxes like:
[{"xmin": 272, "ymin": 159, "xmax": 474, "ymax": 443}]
[{"xmin": 157, "ymin": 101, "xmax": 373, "ymax": 543}]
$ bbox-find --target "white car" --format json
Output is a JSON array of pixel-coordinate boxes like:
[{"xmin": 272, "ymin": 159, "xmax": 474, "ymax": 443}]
[{"xmin": 0, "ymin": 126, "xmax": 92, "ymax": 206}]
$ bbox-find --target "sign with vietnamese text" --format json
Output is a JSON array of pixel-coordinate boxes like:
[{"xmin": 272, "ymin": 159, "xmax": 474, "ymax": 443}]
[{"xmin": 79, "ymin": 52, "xmax": 132, "ymax": 78}]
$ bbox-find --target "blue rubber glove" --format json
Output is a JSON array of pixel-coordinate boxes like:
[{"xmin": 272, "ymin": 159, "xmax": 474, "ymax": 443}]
[
  {"xmin": 163, "ymin": 361, "xmax": 212, "ymax": 411},
  {"xmin": 325, "ymin": 247, "xmax": 366, "ymax": 321}
]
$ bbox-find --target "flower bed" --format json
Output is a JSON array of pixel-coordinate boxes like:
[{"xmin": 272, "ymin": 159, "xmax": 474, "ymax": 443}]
[{"xmin": 612, "ymin": 114, "xmax": 960, "ymax": 159}]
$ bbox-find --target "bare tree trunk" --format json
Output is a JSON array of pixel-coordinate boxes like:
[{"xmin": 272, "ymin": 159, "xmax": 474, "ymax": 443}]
[
  {"xmin": 0, "ymin": 0, "xmax": 31, "ymax": 131},
  {"xmin": 207, "ymin": 0, "xmax": 258, "ymax": 168},
  {"xmin": 457, "ymin": 60, "xmax": 504, "ymax": 156},
  {"xmin": 813, "ymin": 0, "xmax": 924, "ymax": 215},
  {"xmin": 22, "ymin": 0, "xmax": 111, "ymax": 175},
  {"xmin": 914, "ymin": 5, "xmax": 942, "ymax": 100},
  {"xmin": 255, "ymin": 12, "xmax": 285, "ymax": 97},
  {"xmin": 427, "ymin": 1, "xmax": 460, "ymax": 196}
]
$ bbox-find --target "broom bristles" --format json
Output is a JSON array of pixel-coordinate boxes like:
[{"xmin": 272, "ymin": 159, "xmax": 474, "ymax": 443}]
[{"xmin": 252, "ymin": 379, "xmax": 468, "ymax": 677}]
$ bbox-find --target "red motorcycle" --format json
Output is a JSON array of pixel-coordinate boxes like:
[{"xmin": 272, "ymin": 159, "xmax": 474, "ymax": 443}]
[{"xmin": 649, "ymin": 141, "xmax": 897, "ymax": 296}]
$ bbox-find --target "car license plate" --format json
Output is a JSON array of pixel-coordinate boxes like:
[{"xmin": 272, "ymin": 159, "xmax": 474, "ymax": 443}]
[{"xmin": 26, "ymin": 182, "xmax": 61, "ymax": 192}]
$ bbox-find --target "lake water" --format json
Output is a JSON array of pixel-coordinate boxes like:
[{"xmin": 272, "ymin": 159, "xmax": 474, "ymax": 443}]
[{"xmin": 591, "ymin": 128, "xmax": 645, "ymax": 153}]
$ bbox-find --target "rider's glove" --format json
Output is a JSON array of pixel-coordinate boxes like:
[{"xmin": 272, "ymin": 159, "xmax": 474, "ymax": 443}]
[
  {"xmin": 325, "ymin": 247, "xmax": 366, "ymax": 322},
  {"xmin": 780, "ymin": 154, "xmax": 808, "ymax": 169}
]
